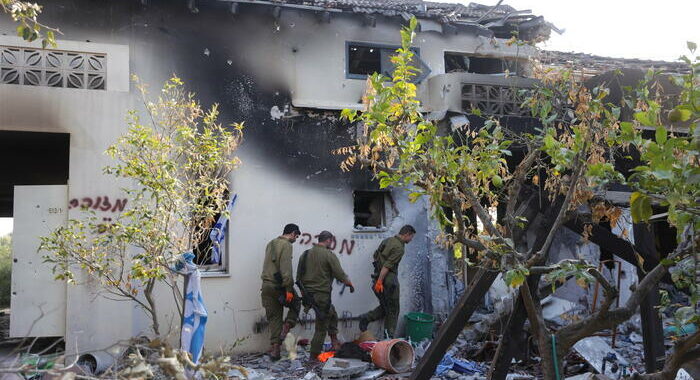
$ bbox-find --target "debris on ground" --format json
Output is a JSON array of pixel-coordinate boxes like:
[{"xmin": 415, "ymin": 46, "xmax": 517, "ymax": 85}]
[
  {"xmin": 322, "ymin": 357, "xmax": 370, "ymax": 379},
  {"xmin": 573, "ymin": 336, "xmax": 631, "ymax": 377}
]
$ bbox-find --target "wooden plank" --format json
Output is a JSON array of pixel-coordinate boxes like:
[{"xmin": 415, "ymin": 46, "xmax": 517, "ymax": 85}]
[
  {"xmin": 633, "ymin": 223, "xmax": 666, "ymax": 373},
  {"xmin": 410, "ymin": 268, "xmax": 498, "ymax": 380},
  {"xmin": 487, "ymin": 275, "xmax": 538, "ymax": 380}
]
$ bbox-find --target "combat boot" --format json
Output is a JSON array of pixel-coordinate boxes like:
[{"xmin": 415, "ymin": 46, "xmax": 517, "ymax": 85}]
[
  {"xmin": 280, "ymin": 322, "xmax": 292, "ymax": 342},
  {"xmin": 358, "ymin": 315, "xmax": 369, "ymax": 332},
  {"xmin": 329, "ymin": 334, "xmax": 342, "ymax": 351},
  {"xmin": 269, "ymin": 343, "xmax": 281, "ymax": 361}
]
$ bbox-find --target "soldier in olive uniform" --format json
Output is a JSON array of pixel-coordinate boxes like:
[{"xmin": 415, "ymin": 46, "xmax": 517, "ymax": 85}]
[
  {"xmin": 359, "ymin": 224, "xmax": 416, "ymax": 338},
  {"xmin": 260, "ymin": 223, "xmax": 302, "ymax": 361},
  {"xmin": 297, "ymin": 231, "xmax": 355, "ymax": 359}
]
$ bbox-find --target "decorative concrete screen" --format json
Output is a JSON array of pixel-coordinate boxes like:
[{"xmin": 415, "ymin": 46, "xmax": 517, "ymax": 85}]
[
  {"xmin": 0, "ymin": 45, "xmax": 106, "ymax": 90},
  {"xmin": 461, "ymin": 83, "xmax": 532, "ymax": 117}
]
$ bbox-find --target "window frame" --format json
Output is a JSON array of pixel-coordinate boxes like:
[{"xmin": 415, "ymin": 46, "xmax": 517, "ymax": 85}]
[
  {"xmin": 345, "ymin": 41, "xmax": 430, "ymax": 83},
  {"xmin": 198, "ymin": 227, "xmax": 229, "ymax": 277},
  {"xmin": 352, "ymin": 190, "xmax": 392, "ymax": 232}
]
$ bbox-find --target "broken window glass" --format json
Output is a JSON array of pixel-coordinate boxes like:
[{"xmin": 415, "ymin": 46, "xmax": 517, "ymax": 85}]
[
  {"xmin": 192, "ymin": 194, "xmax": 229, "ymax": 273},
  {"xmin": 445, "ymin": 52, "xmax": 521, "ymax": 75},
  {"xmin": 348, "ymin": 45, "xmax": 382, "ymax": 76},
  {"xmin": 347, "ymin": 43, "xmax": 431, "ymax": 82},
  {"xmin": 353, "ymin": 191, "xmax": 388, "ymax": 230}
]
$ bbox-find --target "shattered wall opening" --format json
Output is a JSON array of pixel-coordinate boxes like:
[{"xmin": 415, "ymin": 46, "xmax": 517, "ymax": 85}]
[
  {"xmin": 444, "ymin": 52, "xmax": 520, "ymax": 75},
  {"xmin": 0, "ymin": 130, "xmax": 70, "ymax": 217},
  {"xmin": 353, "ymin": 190, "xmax": 389, "ymax": 230}
]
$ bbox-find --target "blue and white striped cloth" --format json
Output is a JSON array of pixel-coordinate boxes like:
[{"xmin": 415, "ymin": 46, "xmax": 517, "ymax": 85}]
[
  {"xmin": 209, "ymin": 194, "xmax": 238, "ymax": 264},
  {"xmin": 178, "ymin": 252, "xmax": 208, "ymax": 363}
]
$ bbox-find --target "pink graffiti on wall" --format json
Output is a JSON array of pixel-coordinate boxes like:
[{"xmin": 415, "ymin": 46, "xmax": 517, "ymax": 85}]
[
  {"xmin": 297, "ymin": 231, "xmax": 356, "ymax": 255},
  {"xmin": 68, "ymin": 196, "xmax": 128, "ymax": 213}
]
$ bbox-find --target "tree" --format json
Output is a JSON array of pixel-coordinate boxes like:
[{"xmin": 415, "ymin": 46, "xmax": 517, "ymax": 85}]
[
  {"xmin": 1, "ymin": 0, "xmax": 58, "ymax": 48},
  {"xmin": 40, "ymin": 76, "xmax": 243, "ymax": 336},
  {"xmin": 0, "ymin": 234, "xmax": 11, "ymax": 308},
  {"xmin": 338, "ymin": 19, "xmax": 698, "ymax": 379}
]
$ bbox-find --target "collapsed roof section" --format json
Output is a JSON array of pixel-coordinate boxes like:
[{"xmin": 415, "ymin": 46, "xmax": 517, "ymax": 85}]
[
  {"xmin": 218, "ymin": 0, "xmax": 553, "ymax": 41},
  {"xmin": 539, "ymin": 50, "xmax": 692, "ymax": 78}
]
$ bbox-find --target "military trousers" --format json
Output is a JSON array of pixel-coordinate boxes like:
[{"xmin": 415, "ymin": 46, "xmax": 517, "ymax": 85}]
[
  {"xmin": 261, "ymin": 282, "xmax": 300, "ymax": 345},
  {"xmin": 365, "ymin": 271, "xmax": 400, "ymax": 338},
  {"xmin": 308, "ymin": 291, "xmax": 338, "ymax": 357}
]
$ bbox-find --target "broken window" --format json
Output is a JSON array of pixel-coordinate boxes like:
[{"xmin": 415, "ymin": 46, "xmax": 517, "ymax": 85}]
[
  {"xmin": 353, "ymin": 191, "xmax": 390, "ymax": 230},
  {"xmin": 347, "ymin": 43, "xmax": 430, "ymax": 82},
  {"xmin": 192, "ymin": 195, "xmax": 230, "ymax": 274},
  {"xmin": 445, "ymin": 52, "xmax": 521, "ymax": 75}
]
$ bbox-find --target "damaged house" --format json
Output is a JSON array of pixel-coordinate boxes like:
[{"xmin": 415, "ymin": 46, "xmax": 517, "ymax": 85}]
[
  {"xmin": 0, "ymin": 0, "xmax": 553, "ymax": 357},
  {"xmin": 3, "ymin": 1, "xmax": 697, "ymax": 378}
]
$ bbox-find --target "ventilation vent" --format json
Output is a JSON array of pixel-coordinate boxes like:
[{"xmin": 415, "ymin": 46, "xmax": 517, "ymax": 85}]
[{"xmin": 1, "ymin": 45, "xmax": 106, "ymax": 90}]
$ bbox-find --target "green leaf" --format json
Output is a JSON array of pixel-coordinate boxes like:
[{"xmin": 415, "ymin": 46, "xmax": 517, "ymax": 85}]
[
  {"xmin": 687, "ymin": 41, "xmax": 697, "ymax": 53},
  {"xmin": 655, "ymin": 126, "xmax": 667, "ymax": 145},
  {"xmin": 492, "ymin": 175, "xmax": 503, "ymax": 187},
  {"xmin": 634, "ymin": 111, "xmax": 655, "ymax": 126},
  {"xmin": 630, "ymin": 192, "xmax": 653, "ymax": 223},
  {"xmin": 668, "ymin": 108, "xmax": 692, "ymax": 122}
]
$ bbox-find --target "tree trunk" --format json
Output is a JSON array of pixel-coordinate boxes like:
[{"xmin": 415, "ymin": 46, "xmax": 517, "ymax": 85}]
[{"xmin": 144, "ymin": 278, "xmax": 161, "ymax": 336}]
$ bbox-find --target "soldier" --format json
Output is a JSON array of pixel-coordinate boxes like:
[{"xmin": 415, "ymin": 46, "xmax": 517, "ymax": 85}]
[
  {"xmin": 358, "ymin": 224, "xmax": 416, "ymax": 338},
  {"xmin": 296, "ymin": 231, "xmax": 355, "ymax": 360},
  {"xmin": 260, "ymin": 223, "xmax": 302, "ymax": 361}
]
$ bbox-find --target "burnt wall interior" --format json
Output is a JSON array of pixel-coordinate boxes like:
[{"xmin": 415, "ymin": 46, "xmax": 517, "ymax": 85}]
[
  {"xmin": 0, "ymin": 131, "xmax": 70, "ymax": 217},
  {"xmin": 28, "ymin": 0, "xmax": 374, "ymax": 190}
]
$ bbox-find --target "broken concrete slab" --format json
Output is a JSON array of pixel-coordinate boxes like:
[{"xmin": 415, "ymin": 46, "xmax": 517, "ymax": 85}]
[
  {"xmin": 304, "ymin": 372, "xmax": 323, "ymax": 380},
  {"xmin": 573, "ymin": 337, "xmax": 630, "ymax": 377},
  {"xmin": 542, "ymin": 296, "xmax": 579, "ymax": 321},
  {"xmin": 322, "ymin": 358, "xmax": 369, "ymax": 379},
  {"xmin": 352, "ymin": 369, "xmax": 386, "ymax": 380}
]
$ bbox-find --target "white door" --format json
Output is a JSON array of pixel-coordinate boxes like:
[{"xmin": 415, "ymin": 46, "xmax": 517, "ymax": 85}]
[{"xmin": 10, "ymin": 185, "xmax": 68, "ymax": 337}]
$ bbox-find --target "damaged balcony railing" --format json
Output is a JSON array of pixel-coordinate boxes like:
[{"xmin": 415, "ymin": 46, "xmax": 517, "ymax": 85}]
[{"xmin": 425, "ymin": 72, "xmax": 537, "ymax": 118}]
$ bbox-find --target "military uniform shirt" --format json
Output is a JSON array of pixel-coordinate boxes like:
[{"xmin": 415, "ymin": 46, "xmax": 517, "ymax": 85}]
[
  {"xmin": 298, "ymin": 244, "xmax": 348, "ymax": 294},
  {"xmin": 373, "ymin": 236, "xmax": 405, "ymax": 272},
  {"xmin": 260, "ymin": 236, "xmax": 294, "ymax": 292}
]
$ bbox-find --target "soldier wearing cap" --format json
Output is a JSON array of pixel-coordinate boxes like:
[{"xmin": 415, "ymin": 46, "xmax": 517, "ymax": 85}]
[
  {"xmin": 297, "ymin": 231, "xmax": 355, "ymax": 360},
  {"xmin": 358, "ymin": 224, "xmax": 416, "ymax": 338},
  {"xmin": 260, "ymin": 223, "xmax": 302, "ymax": 361}
]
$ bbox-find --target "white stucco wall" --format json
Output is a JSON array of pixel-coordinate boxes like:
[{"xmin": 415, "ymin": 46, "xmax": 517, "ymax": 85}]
[{"xmin": 0, "ymin": 6, "xmax": 535, "ymax": 355}]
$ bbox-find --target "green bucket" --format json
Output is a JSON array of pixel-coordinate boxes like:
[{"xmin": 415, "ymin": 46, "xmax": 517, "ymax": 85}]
[{"xmin": 404, "ymin": 312, "xmax": 435, "ymax": 343}]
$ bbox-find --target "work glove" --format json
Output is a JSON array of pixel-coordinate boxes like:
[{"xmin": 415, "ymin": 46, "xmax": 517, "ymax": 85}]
[
  {"xmin": 285, "ymin": 291, "xmax": 294, "ymax": 304},
  {"xmin": 373, "ymin": 279, "xmax": 384, "ymax": 293}
]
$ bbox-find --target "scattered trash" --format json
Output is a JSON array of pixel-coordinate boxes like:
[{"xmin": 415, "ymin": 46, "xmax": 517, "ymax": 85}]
[
  {"xmin": 573, "ymin": 337, "xmax": 629, "ymax": 377},
  {"xmin": 435, "ymin": 354, "xmax": 484, "ymax": 376},
  {"xmin": 358, "ymin": 341, "xmax": 377, "ymax": 352},
  {"xmin": 318, "ymin": 351, "xmax": 336, "ymax": 363},
  {"xmin": 336, "ymin": 342, "xmax": 371, "ymax": 362},
  {"xmin": 663, "ymin": 323, "xmax": 698, "ymax": 337},
  {"xmin": 285, "ymin": 332, "xmax": 298, "ymax": 360},
  {"xmin": 675, "ymin": 368, "xmax": 693, "ymax": 380},
  {"xmin": 627, "ymin": 332, "xmax": 643, "ymax": 343}
]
